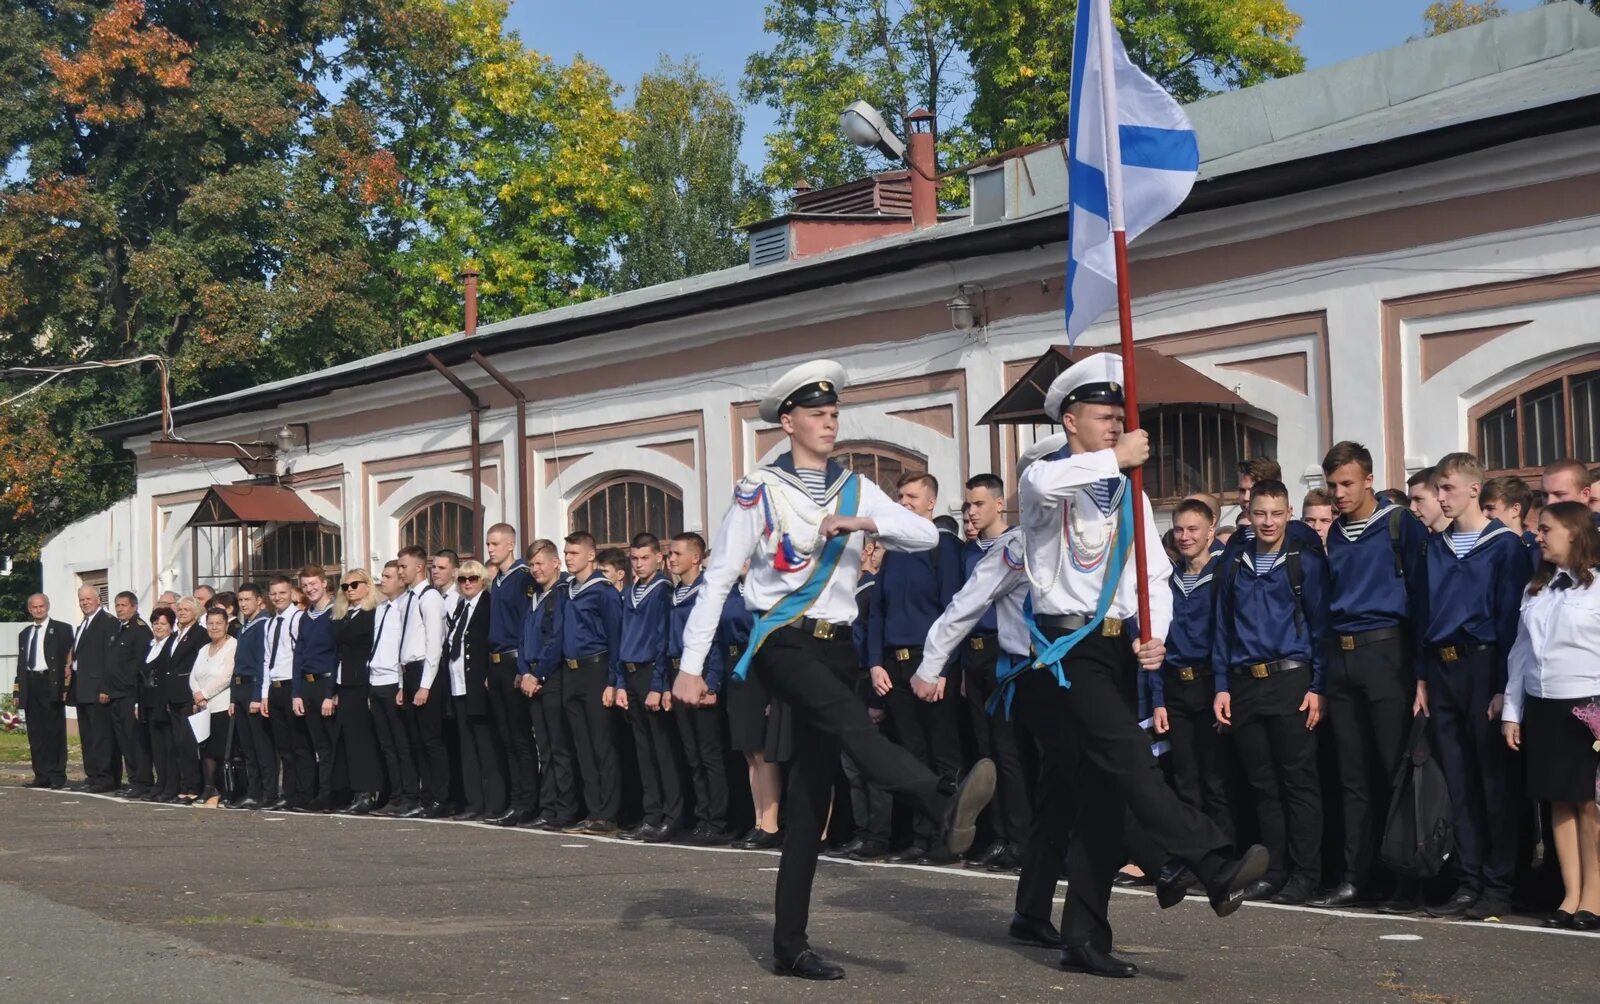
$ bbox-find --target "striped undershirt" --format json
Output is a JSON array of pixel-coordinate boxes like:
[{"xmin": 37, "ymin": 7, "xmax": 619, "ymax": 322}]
[
  {"xmin": 795, "ymin": 468, "xmax": 830, "ymax": 505},
  {"xmin": 976, "ymin": 535, "xmax": 999, "ymax": 551},
  {"xmin": 631, "ymin": 581, "xmax": 650, "ymax": 603},
  {"xmin": 1448, "ymin": 529, "xmax": 1482, "ymax": 558},
  {"xmin": 1085, "ymin": 477, "xmax": 1118, "ymax": 513},
  {"xmin": 1177, "ymin": 569, "xmax": 1203, "ymax": 592},
  {"xmin": 1252, "ymin": 550, "xmax": 1281, "ymax": 575},
  {"xmin": 673, "ymin": 584, "xmax": 693, "ymax": 604}
]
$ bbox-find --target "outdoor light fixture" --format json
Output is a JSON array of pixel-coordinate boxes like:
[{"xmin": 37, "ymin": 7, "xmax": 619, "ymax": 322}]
[
  {"xmin": 840, "ymin": 100, "xmax": 907, "ymax": 160},
  {"xmin": 276, "ymin": 424, "xmax": 296, "ymax": 455},
  {"xmin": 947, "ymin": 285, "xmax": 981, "ymax": 332}
]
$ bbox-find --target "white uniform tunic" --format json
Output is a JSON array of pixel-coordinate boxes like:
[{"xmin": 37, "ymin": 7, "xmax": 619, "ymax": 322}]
[
  {"xmin": 915, "ymin": 527, "xmax": 1030, "ymax": 684},
  {"xmin": 1017, "ymin": 445, "xmax": 1172, "ymax": 639},
  {"xmin": 679, "ymin": 458, "xmax": 938, "ymax": 678}
]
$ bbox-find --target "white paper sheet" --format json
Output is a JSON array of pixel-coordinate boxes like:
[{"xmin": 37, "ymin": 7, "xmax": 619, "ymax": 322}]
[{"xmin": 189, "ymin": 708, "xmax": 211, "ymax": 743}]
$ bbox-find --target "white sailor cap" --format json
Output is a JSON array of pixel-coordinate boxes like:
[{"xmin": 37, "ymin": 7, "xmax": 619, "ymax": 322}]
[
  {"xmin": 1017, "ymin": 432, "xmax": 1068, "ymax": 481},
  {"xmin": 759, "ymin": 359, "xmax": 848, "ymax": 424},
  {"xmin": 1042, "ymin": 352, "xmax": 1125, "ymax": 422}
]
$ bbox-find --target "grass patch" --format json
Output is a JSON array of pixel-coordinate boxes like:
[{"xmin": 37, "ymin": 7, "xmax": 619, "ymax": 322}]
[
  {"xmin": 171, "ymin": 914, "xmax": 331, "ymax": 930},
  {"xmin": 0, "ymin": 729, "xmax": 81, "ymax": 765}
]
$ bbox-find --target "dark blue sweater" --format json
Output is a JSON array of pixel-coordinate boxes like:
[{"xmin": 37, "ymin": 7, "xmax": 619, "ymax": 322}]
[
  {"xmin": 1325, "ymin": 504, "xmax": 1428, "ymax": 635},
  {"xmin": 489, "ymin": 560, "xmax": 534, "ymax": 653},
  {"xmin": 1420, "ymin": 520, "xmax": 1531, "ymax": 688},
  {"xmin": 871, "ymin": 531, "xmax": 964, "ymax": 668},
  {"xmin": 291, "ymin": 606, "xmax": 338, "ymax": 698},
  {"xmin": 1213, "ymin": 523, "xmax": 1331, "ymax": 694},
  {"xmin": 620, "ymin": 573, "xmax": 673, "ymax": 691}
]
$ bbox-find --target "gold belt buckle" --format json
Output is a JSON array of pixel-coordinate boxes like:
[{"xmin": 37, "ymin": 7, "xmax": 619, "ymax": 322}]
[
  {"xmin": 1340, "ymin": 635, "xmax": 1356, "ymax": 651},
  {"xmin": 812, "ymin": 620, "xmax": 835, "ymax": 641},
  {"xmin": 1250, "ymin": 663, "xmax": 1270, "ymax": 679},
  {"xmin": 565, "ymin": 658, "xmax": 579, "ymax": 670},
  {"xmin": 490, "ymin": 652, "xmax": 502, "ymax": 664},
  {"xmin": 1102, "ymin": 618, "xmax": 1123, "ymax": 638},
  {"xmin": 1178, "ymin": 667, "xmax": 1196, "ymax": 682},
  {"xmin": 728, "ymin": 645, "xmax": 742, "ymax": 659},
  {"xmin": 303, "ymin": 673, "xmax": 316, "ymax": 683},
  {"xmin": 894, "ymin": 647, "xmax": 911, "ymax": 662},
  {"xmin": 969, "ymin": 636, "xmax": 986, "ymax": 651},
  {"xmin": 671, "ymin": 658, "xmax": 681, "ymax": 670},
  {"xmin": 1439, "ymin": 645, "xmax": 1459, "ymax": 663}
]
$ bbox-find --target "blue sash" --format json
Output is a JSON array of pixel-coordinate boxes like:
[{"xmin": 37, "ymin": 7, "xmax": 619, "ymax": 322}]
[
  {"xmin": 731, "ymin": 473, "xmax": 862, "ymax": 682},
  {"xmin": 990, "ymin": 484, "xmax": 1135, "ymax": 716}
]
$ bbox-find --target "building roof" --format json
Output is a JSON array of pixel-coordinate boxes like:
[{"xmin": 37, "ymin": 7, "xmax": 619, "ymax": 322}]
[
  {"xmin": 185, "ymin": 484, "xmax": 322, "ymax": 527},
  {"xmin": 979, "ymin": 347, "xmax": 1248, "ymax": 426},
  {"xmin": 96, "ymin": 2, "xmax": 1600, "ymax": 442}
]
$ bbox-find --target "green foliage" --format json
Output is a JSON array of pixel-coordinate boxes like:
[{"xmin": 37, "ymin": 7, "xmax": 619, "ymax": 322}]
[{"xmin": 1423, "ymin": 0, "xmax": 1506, "ymax": 36}]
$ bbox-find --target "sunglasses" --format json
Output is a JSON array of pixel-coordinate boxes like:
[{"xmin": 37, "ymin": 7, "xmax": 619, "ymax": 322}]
[
  {"xmin": 457, "ymin": 575, "xmax": 481, "ymax": 584},
  {"xmin": 340, "ymin": 582, "xmax": 365, "ymax": 591}
]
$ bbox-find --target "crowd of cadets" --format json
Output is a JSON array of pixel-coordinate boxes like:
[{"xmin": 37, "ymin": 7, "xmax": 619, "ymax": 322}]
[{"xmin": 16, "ymin": 451, "xmax": 1600, "ymax": 920}]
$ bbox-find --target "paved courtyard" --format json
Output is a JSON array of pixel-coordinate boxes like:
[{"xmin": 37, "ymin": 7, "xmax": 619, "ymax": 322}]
[{"xmin": 1, "ymin": 783, "xmax": 1595, "ymax": 1003}]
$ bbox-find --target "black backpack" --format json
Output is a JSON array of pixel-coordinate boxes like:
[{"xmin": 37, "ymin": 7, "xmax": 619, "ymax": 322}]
[
  {"xmin": 1219, "ymin": 525, "xmax": 1321, "ymax": 637},
  {"xmin": 1380, "ymin": 715, "xmax": 1455, "ymax": 878}
]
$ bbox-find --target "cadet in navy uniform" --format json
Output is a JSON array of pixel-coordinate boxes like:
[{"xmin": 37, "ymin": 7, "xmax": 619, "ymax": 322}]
[
  {"xmin": 1212, "ymin": 480, "xmax": 1330, "ymax": 905},
  {"xmin": 673, "ymin": 359, "xmax": 996, "ymax": 982},
  {"xmin": 1147, "ymin": 497, "xmax": 1232, "ymax": 839},
  {"xmin": 227, "ymin": 584, "xmax": 272, "ymax": 809},
  {"xmin": 484, "ymin": 523, "xmax": 539, "ymax": 826},
  {"xmin": 517, "ymin": 539, "xmax": 580, "ymax": 829},
  {"xmin": 617, "ymin": 533, "xmax": 685, "ymax": 842},
  {"xmin": 666, "ymin": 532, "xmax": 733, "ymax": 844},
  {"xmin": 290, "ymin": 565, "xmax": 340, "ymax": 812},
  {"xmin": 1416, "ymin": 453, "xmax": 1533, "ymax": 921},
  {"xmin": 1310, "ymin": 442, "xmax": 1429, "ymax": 910},
  {"xmin": 15, "ymin": 593, "xmax": 72, "ymax": 789},
  {"xmin": 1014, "ymin": 353, "xmax": 1268, "ymax": 980},
  {"xmin": 555, "ymin": 531, "xmax": 624, "ymax": 835},
  {"xmin": 869, "ymin": 471, "xmax": 966, "ymax": 864}
]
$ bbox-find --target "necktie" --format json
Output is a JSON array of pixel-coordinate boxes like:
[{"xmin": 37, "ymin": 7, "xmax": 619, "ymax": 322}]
[
  {"xmin": 370, "ymin": 606, "xmax": 389, "ymax": 658},
  {"xmin": 26, "ymin": 625, "xmax": 37, "ymax": 670},
  {"xmin": 267, "ymin": 616, "xmax": 282, "ymax": 669},
  {"xmin": 450, "ymin": 601, "xmax": 470, "ymax": 660}
]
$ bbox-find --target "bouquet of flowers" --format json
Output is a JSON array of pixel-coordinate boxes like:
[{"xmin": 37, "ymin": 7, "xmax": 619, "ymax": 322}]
[
  {"xmin": 0, "ymin": 692, "xmax": 24, "ymax": 734},
  {"xmin": 1572, "ymin": 700, "xmax": 1600, "ymax": 803}
]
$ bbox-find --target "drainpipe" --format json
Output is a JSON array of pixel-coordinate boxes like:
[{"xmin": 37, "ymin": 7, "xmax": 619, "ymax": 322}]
[
  {"xmin": 470, "ymin": 351, "xmax": 530, "ymax": 544},
  {"xmin": 426, "ymin": 353, "xmax": 483, "ymax": 553}
]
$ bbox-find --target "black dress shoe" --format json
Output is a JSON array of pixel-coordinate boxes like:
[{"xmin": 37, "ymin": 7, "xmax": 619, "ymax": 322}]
[
  {"xmin": 640, "ymin": 822, "xmax": 676, "ymax": 844},
  {"xmin": 1307, "ymin": 881, "xmax": 1361, "ymax": 908},
  {"xmin": 825, "ymin": 836, "xmax": 866, "ymax": 859},
  {"xmin": 1571, "ymin": 910, "xmax": 1600, "ymax": 931},
  {"xmin": 113, "ymin": 787, "xmax": 138, "ymax": 798},
  {"xmin": 1544, "ymin": 909, "xmax": 1575, "ymax": 929},
  {"xmin": 918, "ymin": 847, "xmax": 959, "ymax": 866},
  {"xmin": 1060, "ymin": 943, "xmax": 1138, "ymax": 978},
  {"xmin": 452, "ymin": 809, "xmax": 484, "ymax": 822},
  {"xmin": 1270, "ymin": 880, "xmax": 1313, "ymax": 906},
  {"xmin": 484, "ymin": 807, "xmax": 520, "ymax": 826},
  {"xmin": 1467, "ymin": 898, "xmax": 1511, "ymax": 922},
  {"xmin": 231, "ymin": 797, "xmax": 264, "ymax": 811},
  {"xmin": 618, "ymin": 822, "xmax": 652, "ymax": 841},
  {"xmin": 847, "ymin": 840, "xmax": 888, "ymax": 861},
  {"xmin": 738, "ymin": 828, "xmax": 782, "ymax": 850},
  {"xmin": 303, "ymin": 796, "xmax": 333, "ymax": 813},
  {"xmin": 1425, "ymin": 891, "xmax": 1477, "ymax": 919},
  {"xmin": 888, "ymin": 843, "xmax": 929, "ymax": 864},
  {"xmin": 971, "ymin": 841, "xmax": 1005, "ymax": 867},
  {"xmin": 337, "ymin": 794, "xmax": 376, "ymax": 816},
  {"xmin": 688, "ymin": 824, "xmax": 732, "ymax": 846},
  {"xmin": 1206, "ymin": 844, "xmax": 1270, "ymax": 918},
  {"xmin": 418, "ymin": 802, "xmax": 450, "ymax": 819},
  {"xmin": 264, "ymin": 798, "xmax": 290, "ymax": 812},
  {"xmin": 1156, "ymin": 864, "xmax": 1198, "ymax": 909},
  {"xmin": 774, "ymin": 949, "xmax": 844, "ymax": 981},
  {"xmin": 128, "ymin": 786, "xmax": 152, "ymax": 799},
  {"xmin": 937, "ymin": 759, "xmax": 996, "ymax": 856},
  {"xmin": 1242, "ymin": 879, "xmax": 1280, "ymax": 902},
  {"xmin": 1112, "ymin": 871, "xmax": 1148, "ymax": 887},
  {"xmin": 1377, "ymin": 893, "xmax": 1421, "ymax": 915},
  {"xmin": 400, "ymin": 803, "xmax": 431, "ymax": 819},
  {"xmin": 986, "ymin": 844, "xmax": 1023, "ymax": 872},
  {"xmin": 730, "ymin": 826, "xmax": 761, "ymax": 848},
  {"xmin": 23, "ymin": 779, "xmax": 51, "ymax": 789},
  {"xmin": 561, "ymin": 818, "xmax": 595, "ymax": 833},
  {"xmin": 1008, "ymin": 912, "xmax": 1062, "ymax": 947},
  {"xmin": 581, "ymin": 818, "xmax": 619, "ymax": 836},
  {"xmin": 523, "ymin": 814, "xmax": 556, "ymax": 830}
]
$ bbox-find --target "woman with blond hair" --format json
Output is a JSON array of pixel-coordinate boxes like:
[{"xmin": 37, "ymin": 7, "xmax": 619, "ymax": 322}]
[{"xmin": 332, "ymin": 568, "xmax": 381, "ymax": 814}]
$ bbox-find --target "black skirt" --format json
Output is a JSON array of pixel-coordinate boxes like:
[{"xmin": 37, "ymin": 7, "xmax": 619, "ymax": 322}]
[
  {"xmin": 1522, "ymin": 693, "xmax": 1600, "ymax": 804},
  {"xmin": 726, "ymin": 670, "xmax": 790, "ymax": 761}
]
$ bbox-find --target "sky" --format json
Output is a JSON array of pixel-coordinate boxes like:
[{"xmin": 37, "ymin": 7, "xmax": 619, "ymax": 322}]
[{"xmin": 506, "ymin": 0, "xmax": 1549, "ymax": 173}]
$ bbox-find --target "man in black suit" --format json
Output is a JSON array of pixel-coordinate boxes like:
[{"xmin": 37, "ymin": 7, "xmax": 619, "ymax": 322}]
[
  {"xmin": 15, "ymin": 593, "xmax": 73, "ymax": 788},
  {"xmin": 106, "ymin": 590, "xmax": 155, "ymax": 797},
  {"xmin": 70, "ymin": 585, "xmax": 119, "ymax": 792}
]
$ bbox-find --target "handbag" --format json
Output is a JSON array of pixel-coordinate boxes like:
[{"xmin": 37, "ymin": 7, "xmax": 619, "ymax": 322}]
[
  {"xmin": 220, "ymin": 712, "xmax": 240, "ymax": 798},
  {"xmin": 1380, "ymin": 714, "xmax": 1455, "ymax": 878}
]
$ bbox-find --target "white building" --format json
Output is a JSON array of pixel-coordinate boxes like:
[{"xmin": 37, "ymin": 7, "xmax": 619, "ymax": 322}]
[{"xmin": 45, "ymin": 2, "xmax": 1600, "ymax": 611}]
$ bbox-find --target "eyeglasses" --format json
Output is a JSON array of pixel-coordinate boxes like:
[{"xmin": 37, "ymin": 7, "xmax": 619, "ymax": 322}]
[
  {"xmin": 340, "ymin": 582, "xmax": 364, "ymax": 591},
  {"xmin": 456, "ymin": 575, "xmax": 481, "ymax": 584}
]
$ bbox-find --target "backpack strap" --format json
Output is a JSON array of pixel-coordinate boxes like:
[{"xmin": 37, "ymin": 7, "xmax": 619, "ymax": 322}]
[
  {"xmin": 1388, "ymin": 508, "xmax": 1405, "ymax": 578},
  {"xmin": 1285, "ymin": 544, "xmax": 1306, "ymax": 636}
]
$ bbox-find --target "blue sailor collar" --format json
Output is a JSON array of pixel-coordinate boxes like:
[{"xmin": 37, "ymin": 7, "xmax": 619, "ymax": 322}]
[
  {"xmin": 1172, "ymin": 553, "xmax": 1219, "ymax": 595},
  {"xmin": 672, "ymin": 577, "xmax": 704, "ymax": 605},
  {"xmin": 568, "ymin": 571, "xmax": 611, "ymax": 598},
  {"xmin": 766, "ymin": 451, "xmax": 852, "ymax": 502},
  {"xmin": 1449, "ymin": 518, "xmax": 1516, "ymax": 557},
  {"xmin": 627, "ymin": 571, "xmax": 672, "ymax": 607}
]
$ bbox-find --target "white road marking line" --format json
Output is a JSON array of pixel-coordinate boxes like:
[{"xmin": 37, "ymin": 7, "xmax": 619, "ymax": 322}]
[{"xmin": 1380, "ymin": 934, "xmax": 1423, "ymax": 941}]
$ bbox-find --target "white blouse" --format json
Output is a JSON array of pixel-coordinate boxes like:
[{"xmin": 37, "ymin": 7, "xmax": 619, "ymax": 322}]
[
  {"xmin": 189, "ymin": 636, "xmax": 237, "ymax": 707},
  {"xmin": 1504, "ymin": 568, "xmax": 1600, "ymax": 724}
]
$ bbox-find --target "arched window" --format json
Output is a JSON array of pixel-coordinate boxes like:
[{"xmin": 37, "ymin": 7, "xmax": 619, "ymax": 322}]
[
  {"xmin": 832, "ymin": 442, "xmax": 927, "ymax": 496},
  {"xmin": 400, "ymin": 495, "xmax": 477, "ymax": 559},
  {"xmin": 1472, "ymin": 354, "xmax": 1600, "ymax": 478},
  {"xmin": 1141, "ymin": 405, "xmax": 1278, "ymax": 502},
  {"xmin": 255, "ymin": 523, "xmax": 342, "ymax": 579},
  {"xmin": 569, "ymin": 474, "xmax": 684, "ymax": 551}
]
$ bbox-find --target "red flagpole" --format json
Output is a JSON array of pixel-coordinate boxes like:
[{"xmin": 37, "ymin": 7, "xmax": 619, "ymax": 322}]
[{"xmin": 1112, "ymin": 230, "xmax": 1152, "ymax": 645}]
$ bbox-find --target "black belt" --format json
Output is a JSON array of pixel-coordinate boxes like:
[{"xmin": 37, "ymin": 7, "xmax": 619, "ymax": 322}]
[
  {"xmin": 1229, "ymin": 658, "xmax": 1309, "ymax": 680},
  {"xmin": 1168, "ymin": 664, "xmax": 1208, "ymax": 683},
  {"xmin": 1335, "ymin": 626, "xmax": 1403, "ymax": 651},
  {"xmin": 1036, "ymin": 613, "xmax": 1125, "ymax": 638},
  {"xmin": 967, "ymin": 634, "xmax": 996, "ymax": 652},
  {"xmin": 232, "ymin": 675, "xmax": 254, "ymax": 686},
  {"xmin": 773, "ymin": 616, "xmax": 848, "ymax": 642},
  {"xmin": 565, "ymin": 651, "xmax": 609, "ymax": 670},
  {"xmin": 490, "ymin": 648, "xmax": 518, "ymax": 664},
  {"xmin": 1435, "ymin": 642, "xmax": 1494, "ymax": 663}
]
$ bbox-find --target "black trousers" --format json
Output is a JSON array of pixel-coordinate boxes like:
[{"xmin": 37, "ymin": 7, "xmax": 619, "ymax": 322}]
[
  {"xmin": 108, "ymin": 695, "xmax": 151, "ymax": 788},
  {"xmin": 76, "ymin": 701, "xmax": 116, "ymax": 787},
  {"xmin": 532, "ymin": 672, "xmax": 579, "ymax": 823},
  {"xmin": 237, "ymin": 704, "xmax": 275, "ymax": 801},
  {"xmin": 676, "ymin": 702, "xmax": 729, "ymax": 830},
  {"xmin": 368, "ymin": 683, "xmax": 416, "ymax": 799},
  {"xmin": 1427, "ymin": 648, "xmax": 1518, "ymax": 901},
  {"xmin": 266, "ymin": 681, "xmax": 302, "ymax": 804},
  {"xmin": 961, "ymin": 641, "xmax": 1032, "ymax": 847},
  {"xmin": 21, "ymin": 675, "xmax": 67, "ymax": 786},
  {"xmin": 755, "ymin": 627, "xmax": 945, "ymax": 961},
  {"xmin": 487, "ymin": 663, "xmax": 539, "ymax": 812},
  {"xmin": 167, "ymin": 701, "xmax": 202, "ymax": 795},
  {"xmin": 882, "ymin": 645, "xmax": 963, "ymax": 844},
  {"xmin": 1160, "ymin": 665, "xmax": 1234, "ymax": 841},
  {"xmin": 402, "ymin": 663, "xmax": 450, "ymax": 804},
  {"xmin": 454, "ymin": 697, "xmax": 506, "ymax": 814},
  {"xmin": 291, "ymin": 676, "xmax": 337, "ymax": 801},
  {"xmin": 337, "ymin": 683, "xmax": 382, "ymax": 794},
  {"xmin": 1230, "ymin": 666, "xmax": 1322, "ymax": 888},
  {"xmin": 623, "ymin": 665, "xmax": 683, "ymax": 827},
  {"xmin": 1325, "ymin": 636, "xmax": 1413, "ymax": 886},
  {"xmin": 148, "ymin": 717, "xmax": 176, "ymax": 799},
  {"xmin": 1024, "ymin": 630, "xmax": 1234, "ymax": 950},
  {"xmin": 560, "ymin": 659, "xmax": 621, "ymax": 823}
]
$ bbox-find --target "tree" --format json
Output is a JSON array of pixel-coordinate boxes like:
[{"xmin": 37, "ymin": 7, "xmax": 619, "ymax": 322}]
[
  {"xmin": 618, "ymin": 57, "xmax": 770, "ymax": 291},
  {"xmin": 1422, "ymin": 0, "xmax": 1506, "ymax": 35}
]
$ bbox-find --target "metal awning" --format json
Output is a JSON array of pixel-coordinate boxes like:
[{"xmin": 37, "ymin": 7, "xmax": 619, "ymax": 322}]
[
  {"xmin": 185, "ymin": 484, "xmax": 321, "ymax": 528},
  {"xmin": 979, "ymin": 346, "xmax": 1248, "ymax": 425}
]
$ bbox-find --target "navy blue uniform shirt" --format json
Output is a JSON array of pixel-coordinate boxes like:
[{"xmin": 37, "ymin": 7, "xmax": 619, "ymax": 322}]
[
  {"xmin": 960, "ymin": 532, "xmax": 1010, "ymax": 636},
  {"xmin": 557, "ymin": 572, "xmax": 622, "ymax": 684},
  {"xmin": 1213, "ymin": 523, "xmax": 1331, "ymax": 695},
  {"xmin": 1325, "ymin": 503, "xmax": 1428, "ymax": 635},
  {"xmin": 1150, "ymin": 553, "xmax": 1221, "ymax": 709},
  {"xmin": 871, "ymin": 530, "xmax": 964, "ymax": 668},
  {"xmin": 620, "ymin": 572, "xmax": 673, "ymax": 691},
  {"xmin": 489, "ymin": 559, "xmax": 534, "ymax": 653},
  {"xmin": 231, "ymin": 613, "xmax": 267, "ymax": 705},
  {"xmin": 668, "ymin": 577, "xmax": 724, "ymax": 694},
  {"xmin": 1421, "ymin": 519, "xmax": 1531, "ymax": 689}
]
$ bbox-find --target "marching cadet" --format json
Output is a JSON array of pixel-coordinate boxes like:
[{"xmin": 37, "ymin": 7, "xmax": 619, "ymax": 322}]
[
  {"xmin": 672, "ymin": 359, "xmax": 996, "ymax": 982},
  {"xmin": 617, "ymin": 533, "xmax": 684, "ymax": 842},
  {"xmin": 484, "ymin": 524, "xmax": 539, "ymax": 826},
  {"xmin": 1213, "ymin": 480, "xmax": 1330, "ymax": 906},
  {"xmin": 1311, "ymin": 442, "xmax": 1429, "ymax": 911},
  {"xmin": 518, "ymin": 539, "xmax": 581, "ymax": 830},
  {"xmin": 396, "ymin": 545, "xmax": 449, "ymax": 818},
  {"xmin": 1416, "ymin": 453, "xmax": 1532, "ymax": 921},
  {"xmin": 1148, "ymin": 498, "xmax": 1232, "ymax": 840},
  {"xmin": 1012, "ymin": 353, "xmax": 1268, "ymax": 980},
  {"xmin": 666, "ymin": 532, "xmax": 733, "ymax": 845},
  {"xmin": 555, "ymin": 531, "xmax": 623, "ymax": 836},
  {"xmin": 869, "ymin": 471, "xmax": 966, "ymax": 864},
  {"xmin": 226, "ymin": 583, "xmax": 271, "ymax": 809}
]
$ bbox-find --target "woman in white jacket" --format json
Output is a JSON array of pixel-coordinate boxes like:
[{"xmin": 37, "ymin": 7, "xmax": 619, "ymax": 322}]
[{"xmin": 189, "ymin": 608, "xmax": 237, "ymax": 807}]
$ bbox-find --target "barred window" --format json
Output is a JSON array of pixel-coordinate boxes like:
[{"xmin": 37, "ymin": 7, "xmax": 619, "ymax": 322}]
[
  {"xmin": 400, "ymin": 495, "xmax": 477, "ymax": 559},
  {"xmin": 255, "ymin": 523, "xmax": 342, "ymax": 579},
  {"xmin": 570, "ymin": 474, "xmax": 684, "ymax": 551},
  {"xmin": 1141, "ymin": 406, "xmax": 1278, "ymax": 502},
  {"xmin": 832, "ymin": 442, "xmax": 926, "ymax": 496},
  {"xmin": 1475, "ymin": 356, "xmax": 1600, "ymax": 477}
]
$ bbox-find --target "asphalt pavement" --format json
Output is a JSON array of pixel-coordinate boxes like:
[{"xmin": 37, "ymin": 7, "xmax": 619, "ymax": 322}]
[{"xmin": 1, "ymin": 783, "xmax": 1596, "ymax": 1003}]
